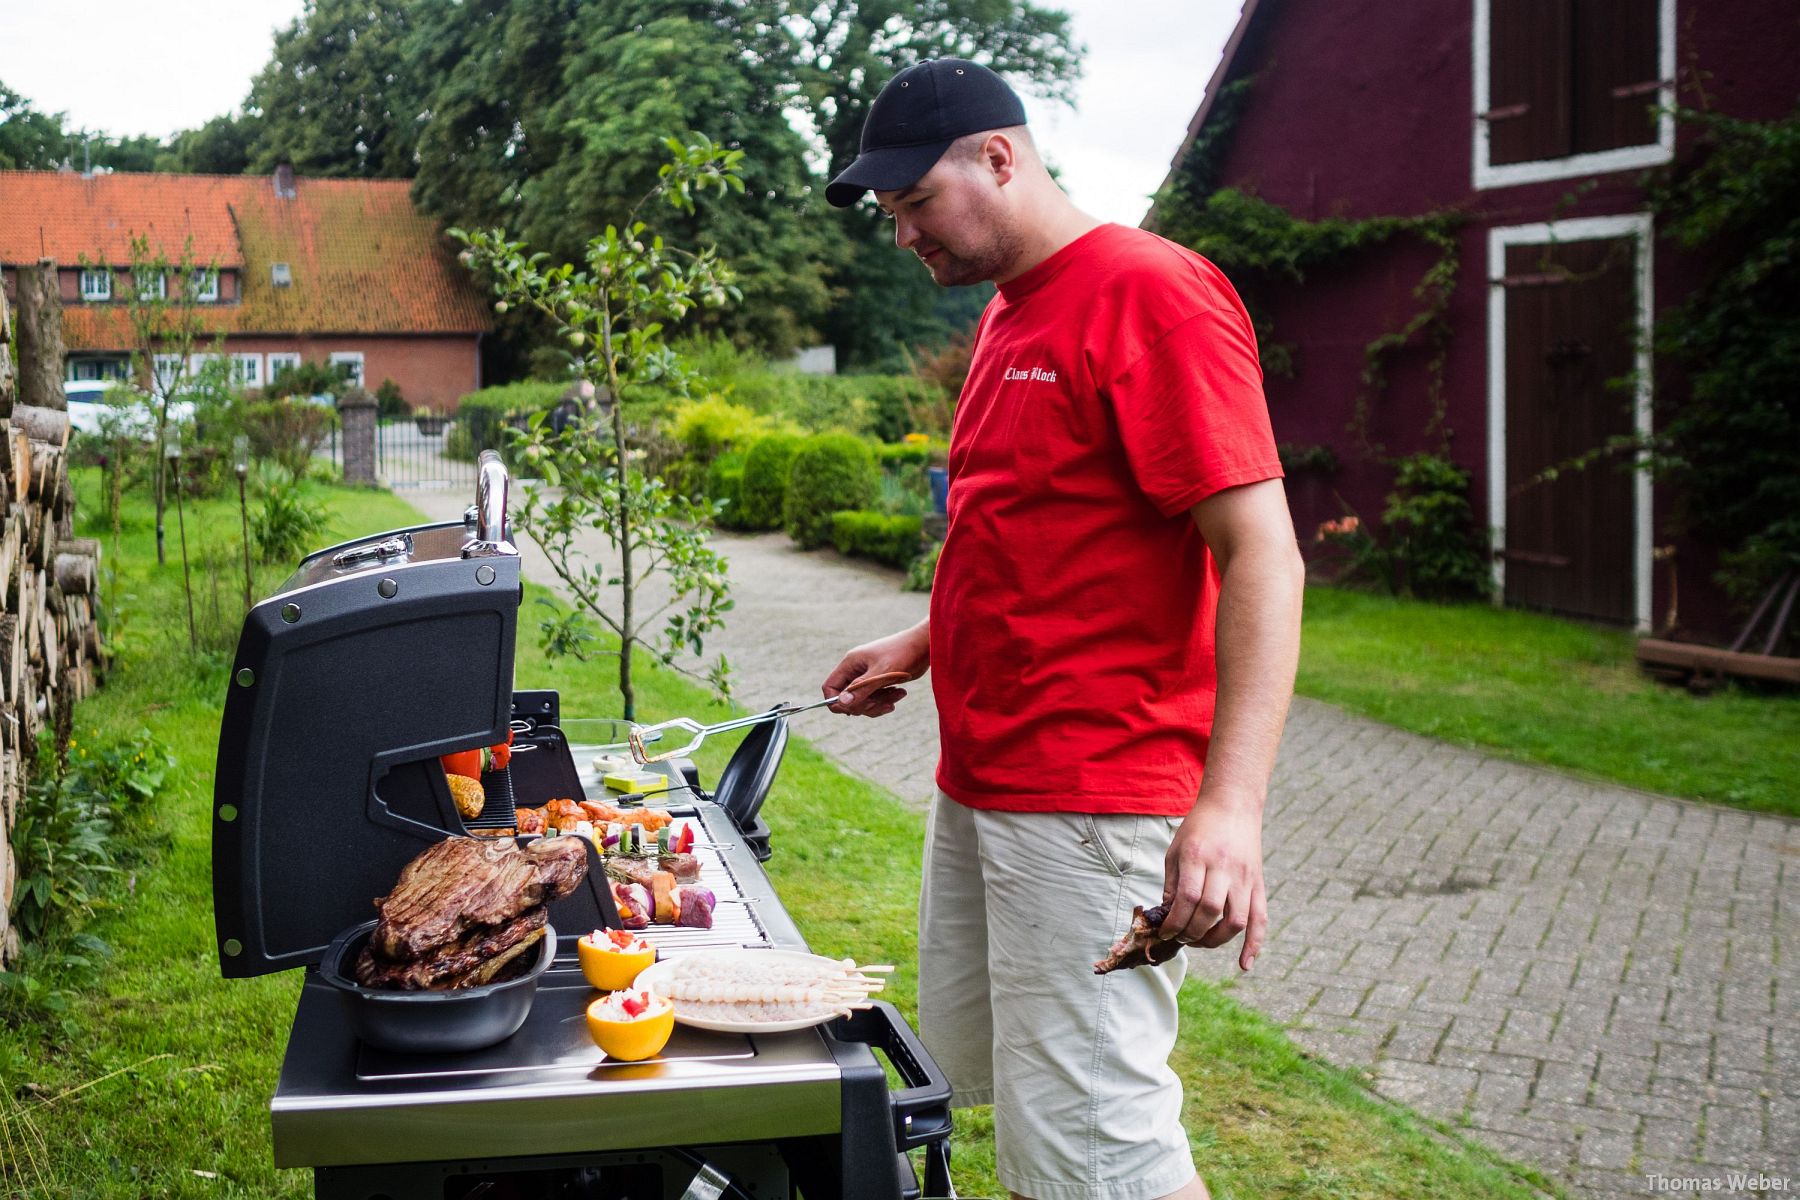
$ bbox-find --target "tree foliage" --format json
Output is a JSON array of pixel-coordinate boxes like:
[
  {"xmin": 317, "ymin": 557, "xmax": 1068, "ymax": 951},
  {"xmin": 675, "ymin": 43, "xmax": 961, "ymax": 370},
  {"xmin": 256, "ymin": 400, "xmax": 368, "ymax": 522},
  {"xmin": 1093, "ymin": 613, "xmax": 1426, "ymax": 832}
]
[
  {"xmin": 453, "ymin": 137, "xmax": 749, "ymax": 718},
  {"xmin": 1650, "ymin": 105, "xmax": 1800, "ymax": 600},
  {"xmin": 244, "ymin": 0, "xmax": 424, "ymax": 177}
]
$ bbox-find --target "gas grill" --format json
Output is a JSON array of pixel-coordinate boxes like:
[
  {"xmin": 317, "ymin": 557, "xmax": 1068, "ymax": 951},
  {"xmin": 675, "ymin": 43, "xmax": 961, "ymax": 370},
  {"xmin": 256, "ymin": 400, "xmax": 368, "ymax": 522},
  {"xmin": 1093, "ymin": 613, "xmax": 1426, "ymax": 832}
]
[{"xmin": 214, "ymin": 453, "xmax": 955, "ymax": 1199}]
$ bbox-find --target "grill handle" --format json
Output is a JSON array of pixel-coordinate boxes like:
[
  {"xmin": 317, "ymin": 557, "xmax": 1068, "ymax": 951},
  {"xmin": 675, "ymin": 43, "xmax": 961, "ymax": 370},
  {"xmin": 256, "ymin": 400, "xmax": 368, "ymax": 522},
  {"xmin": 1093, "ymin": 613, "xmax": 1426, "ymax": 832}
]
[
  {"xmin": 831, "ymin": 1000, "xmax": 955, "ymax": 1196},
  {"xmin": 464, "ymin": 449, "xmax": 517, "ymax": 559}
]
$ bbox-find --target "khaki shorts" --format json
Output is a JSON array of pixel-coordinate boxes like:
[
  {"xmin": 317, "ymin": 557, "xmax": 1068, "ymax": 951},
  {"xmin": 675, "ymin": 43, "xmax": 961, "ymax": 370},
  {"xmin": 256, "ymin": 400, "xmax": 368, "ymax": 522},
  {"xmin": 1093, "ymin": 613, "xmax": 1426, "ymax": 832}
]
[{"xmin": 919, "ymin": 791, "xmax": 1197, "ymax": 1200}]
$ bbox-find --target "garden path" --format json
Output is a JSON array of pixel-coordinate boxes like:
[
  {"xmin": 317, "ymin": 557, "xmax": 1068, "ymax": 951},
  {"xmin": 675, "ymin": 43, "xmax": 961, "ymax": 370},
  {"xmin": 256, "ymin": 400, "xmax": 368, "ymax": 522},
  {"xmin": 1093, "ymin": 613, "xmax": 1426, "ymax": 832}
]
[{"xmin": 406, "ymin": 490, "xmax": 1798, "ymax": 1199}]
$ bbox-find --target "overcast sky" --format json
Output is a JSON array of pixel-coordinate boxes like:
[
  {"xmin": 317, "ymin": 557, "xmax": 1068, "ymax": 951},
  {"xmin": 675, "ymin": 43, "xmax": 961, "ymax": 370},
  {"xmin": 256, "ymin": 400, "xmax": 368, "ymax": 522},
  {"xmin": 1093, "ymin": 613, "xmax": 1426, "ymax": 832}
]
[{"xmin": 0, "ymin": 0, "xmax": 1242, "ymax": 226}]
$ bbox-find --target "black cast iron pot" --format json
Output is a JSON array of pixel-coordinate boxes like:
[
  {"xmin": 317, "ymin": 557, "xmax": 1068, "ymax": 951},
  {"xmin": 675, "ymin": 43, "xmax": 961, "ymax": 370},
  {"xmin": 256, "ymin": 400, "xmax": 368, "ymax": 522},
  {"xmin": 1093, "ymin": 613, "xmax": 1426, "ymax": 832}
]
[{"xmin": 319, "ymin": 918, "xmax": 556, "ymax": 1054}]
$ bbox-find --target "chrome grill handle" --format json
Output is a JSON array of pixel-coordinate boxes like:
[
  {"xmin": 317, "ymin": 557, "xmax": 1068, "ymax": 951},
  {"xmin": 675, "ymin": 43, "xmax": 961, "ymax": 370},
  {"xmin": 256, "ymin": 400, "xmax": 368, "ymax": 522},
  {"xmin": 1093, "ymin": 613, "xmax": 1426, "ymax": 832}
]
[
  {"xmin": 333, "ymin": 533, "xmax": 412, "ymax": 569},
  {"xmin": 464, "ymin": 449, "xmax": 517, "ymax": 559}
]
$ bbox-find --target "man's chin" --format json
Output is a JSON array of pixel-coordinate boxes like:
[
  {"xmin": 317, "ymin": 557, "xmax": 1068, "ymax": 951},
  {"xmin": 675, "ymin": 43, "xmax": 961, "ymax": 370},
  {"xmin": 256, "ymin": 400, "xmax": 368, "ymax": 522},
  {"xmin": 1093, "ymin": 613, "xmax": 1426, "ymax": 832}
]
[{"xmin": 920, "ymin": 255, "xmax": 980, "ymax": 287}]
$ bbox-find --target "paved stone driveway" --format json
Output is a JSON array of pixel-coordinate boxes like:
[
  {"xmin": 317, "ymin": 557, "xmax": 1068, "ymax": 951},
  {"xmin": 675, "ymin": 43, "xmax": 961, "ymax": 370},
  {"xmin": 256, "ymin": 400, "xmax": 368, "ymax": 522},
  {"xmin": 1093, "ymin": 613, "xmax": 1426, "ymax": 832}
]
[{"xmin": 406, "ymin": 494, "xmax": 1797, "ymax": 1197}]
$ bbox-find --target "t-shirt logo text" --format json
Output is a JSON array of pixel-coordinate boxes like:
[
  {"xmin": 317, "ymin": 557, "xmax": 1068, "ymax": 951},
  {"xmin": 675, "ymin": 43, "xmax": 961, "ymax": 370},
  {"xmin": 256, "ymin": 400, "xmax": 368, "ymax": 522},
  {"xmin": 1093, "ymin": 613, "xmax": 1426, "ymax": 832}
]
[{"xmin": 1003, "ymin": 366, "xmax": 1059, "ymax": 383}]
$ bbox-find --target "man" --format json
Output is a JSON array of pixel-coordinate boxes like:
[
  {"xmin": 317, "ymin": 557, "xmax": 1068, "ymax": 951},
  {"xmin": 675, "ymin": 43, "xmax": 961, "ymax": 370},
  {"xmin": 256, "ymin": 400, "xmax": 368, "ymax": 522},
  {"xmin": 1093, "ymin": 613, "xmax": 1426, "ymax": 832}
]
[{"xmin": 820, "ymin": 60, "xmax": 1304, "ymax": 1200}]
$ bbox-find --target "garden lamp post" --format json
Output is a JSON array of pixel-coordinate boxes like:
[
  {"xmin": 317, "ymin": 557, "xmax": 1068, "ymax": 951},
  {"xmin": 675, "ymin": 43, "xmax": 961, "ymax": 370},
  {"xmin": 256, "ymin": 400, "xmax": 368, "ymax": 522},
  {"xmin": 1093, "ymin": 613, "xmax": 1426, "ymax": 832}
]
[
  {"xmin": 168, "ymin": 427, "xmax": 197, "ymax": 649},
  {"xmin": 234, "ymin": 435, "xmax": 253, "ymax": 613}
]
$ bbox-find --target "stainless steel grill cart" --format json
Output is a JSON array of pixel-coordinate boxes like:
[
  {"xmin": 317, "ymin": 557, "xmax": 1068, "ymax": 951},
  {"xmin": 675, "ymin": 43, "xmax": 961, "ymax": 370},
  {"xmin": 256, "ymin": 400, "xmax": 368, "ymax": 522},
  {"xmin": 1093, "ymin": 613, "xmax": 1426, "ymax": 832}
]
[{"xmin": 214, "ymin": 454, "xmax": 955, "ymax": 1198}]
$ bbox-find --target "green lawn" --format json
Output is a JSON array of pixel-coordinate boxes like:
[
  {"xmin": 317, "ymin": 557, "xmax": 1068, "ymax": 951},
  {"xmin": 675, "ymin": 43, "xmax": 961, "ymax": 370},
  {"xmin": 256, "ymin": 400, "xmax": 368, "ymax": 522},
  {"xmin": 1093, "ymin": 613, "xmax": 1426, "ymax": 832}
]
[
  {"xmin": 1298, "ymin": 587, "xmax": 1800, "ymax": 817},
  {"xmin": 0, "ymin": 477, "xmax": 1558, "ymax": 1199}
]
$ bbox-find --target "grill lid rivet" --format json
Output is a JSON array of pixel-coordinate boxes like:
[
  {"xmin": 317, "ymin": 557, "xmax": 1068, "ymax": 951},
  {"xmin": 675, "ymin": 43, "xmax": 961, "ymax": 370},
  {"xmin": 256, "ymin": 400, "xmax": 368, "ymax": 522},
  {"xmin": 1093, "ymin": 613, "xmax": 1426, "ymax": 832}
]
[
  {"xmin": 223, "ymin": 939, "xmax": 242, "ymax": 957},
  {"xmin": 378, "ymin": 578, "xmax": 399, "ymax": 598},
  {"xmin": 281, "ymin": 603, "xmax": 301, "ymax": 623},
  {"xmin": 235, "ymin": 668, "xmax": 255, "ymax": 687},
  {"xmin": 476, "ymin": 565, "xmax": 497, "ymax": 586},
  {"xmin": 219, "ymin": 804, "xmax": 237, "ymax": 823}
]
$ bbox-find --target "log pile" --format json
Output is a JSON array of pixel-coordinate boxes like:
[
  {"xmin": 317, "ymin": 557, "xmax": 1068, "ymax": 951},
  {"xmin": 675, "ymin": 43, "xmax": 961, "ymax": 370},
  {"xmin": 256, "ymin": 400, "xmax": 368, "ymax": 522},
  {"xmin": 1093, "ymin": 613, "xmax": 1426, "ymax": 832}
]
[{"xmin": 1, "ymin": 266, "xmax": 107, "ymax": 965}]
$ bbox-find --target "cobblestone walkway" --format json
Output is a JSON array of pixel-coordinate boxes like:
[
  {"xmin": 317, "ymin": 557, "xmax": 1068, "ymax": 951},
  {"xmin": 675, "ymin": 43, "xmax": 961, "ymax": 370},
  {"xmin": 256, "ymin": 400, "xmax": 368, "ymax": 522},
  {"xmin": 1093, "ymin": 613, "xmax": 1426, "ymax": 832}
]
[{"xmin": 406, "ymin": 494, "xmax": 1798, "ymax": 1197}]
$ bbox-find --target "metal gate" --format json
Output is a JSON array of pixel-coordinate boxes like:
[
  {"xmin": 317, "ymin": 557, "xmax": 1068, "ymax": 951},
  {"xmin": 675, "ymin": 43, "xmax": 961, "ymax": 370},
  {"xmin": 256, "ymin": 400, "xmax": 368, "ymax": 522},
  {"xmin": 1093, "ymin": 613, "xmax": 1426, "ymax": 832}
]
[{"xmin": 376, "ymin": 416, "xmax": 478, "ymax": 490}]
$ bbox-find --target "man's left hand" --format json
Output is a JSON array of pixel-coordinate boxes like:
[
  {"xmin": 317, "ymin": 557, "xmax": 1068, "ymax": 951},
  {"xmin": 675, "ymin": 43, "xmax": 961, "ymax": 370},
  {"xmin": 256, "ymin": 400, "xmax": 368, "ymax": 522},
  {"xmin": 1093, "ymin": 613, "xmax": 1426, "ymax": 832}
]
[{"xmin": 1160, "ymin": 798, "xmax": 1267, "ymax": 972}]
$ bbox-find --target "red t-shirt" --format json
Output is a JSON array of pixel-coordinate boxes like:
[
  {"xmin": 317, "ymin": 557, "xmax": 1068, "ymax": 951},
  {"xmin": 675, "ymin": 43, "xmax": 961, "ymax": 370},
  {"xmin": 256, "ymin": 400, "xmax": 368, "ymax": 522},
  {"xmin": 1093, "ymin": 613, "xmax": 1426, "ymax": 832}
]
[{"xmin": 931, "ymin": 223, "xmax": 1282, "ymax": 815}]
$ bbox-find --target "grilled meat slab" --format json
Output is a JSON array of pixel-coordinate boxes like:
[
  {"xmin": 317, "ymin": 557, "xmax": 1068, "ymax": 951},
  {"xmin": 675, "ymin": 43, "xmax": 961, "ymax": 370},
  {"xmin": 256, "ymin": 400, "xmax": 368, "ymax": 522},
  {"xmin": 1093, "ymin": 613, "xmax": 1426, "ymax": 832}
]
[
  {"xmin": 1093, "ymin": 905, "xmax": 1183, "ymax": 975},
  {"xmin": 371, "ymin": 836, "xmax": 587, "ymax": 962},
  {"xmin": 354, "ymin": 908, "xmax": 547, "ymax": 990}
]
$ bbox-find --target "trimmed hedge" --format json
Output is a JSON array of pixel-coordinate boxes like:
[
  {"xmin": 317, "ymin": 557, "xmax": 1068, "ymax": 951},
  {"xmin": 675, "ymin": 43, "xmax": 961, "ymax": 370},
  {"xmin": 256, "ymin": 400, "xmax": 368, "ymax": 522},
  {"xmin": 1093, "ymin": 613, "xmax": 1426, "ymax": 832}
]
[
  {"xmin": 739, "ymin": 434, "xmax": 806, "ymax": 531},
  {"xmin": 874, "ymin": 440, "xmax": 947, "ymax": 468},
  {"xmin": 785, "ymin": 434, "xmax": 878, "ymax": 549},
  {"xmin": 830, "ymin": 511, "xmax": 924, "ymax": 568},
  {"xmin": 722, "ymin": 373, "xmax": 945, "ymax": 442},
  {"xmin": 708, "ymin": 450, "xmax": 750, "ymax": 530},
  {"xmin": 449, "ymin": 381, "xmax": 567, "ymax": 462}
]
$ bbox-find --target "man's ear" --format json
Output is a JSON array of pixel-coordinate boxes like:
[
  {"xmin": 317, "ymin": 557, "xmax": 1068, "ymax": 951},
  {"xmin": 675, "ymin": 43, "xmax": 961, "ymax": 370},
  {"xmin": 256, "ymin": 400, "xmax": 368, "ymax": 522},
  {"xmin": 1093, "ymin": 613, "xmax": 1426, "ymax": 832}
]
[{"xmin": 982, "ymin": 132, "xmax": 1019, "ymax": 187}]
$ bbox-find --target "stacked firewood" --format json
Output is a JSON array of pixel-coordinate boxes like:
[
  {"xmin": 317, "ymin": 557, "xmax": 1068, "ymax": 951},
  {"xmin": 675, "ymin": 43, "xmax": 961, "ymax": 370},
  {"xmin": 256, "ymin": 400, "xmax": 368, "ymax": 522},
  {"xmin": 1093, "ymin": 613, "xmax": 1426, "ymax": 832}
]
[{"xmin": 0, "ymin": 265, "xmax": 107, "ymax": 964}]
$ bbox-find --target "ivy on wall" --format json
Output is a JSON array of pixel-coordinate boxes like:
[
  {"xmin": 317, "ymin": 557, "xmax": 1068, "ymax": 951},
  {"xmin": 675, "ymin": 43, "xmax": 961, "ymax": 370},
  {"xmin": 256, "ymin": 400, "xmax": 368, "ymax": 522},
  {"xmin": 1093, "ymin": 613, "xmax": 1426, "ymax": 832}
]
[
  {"xmin": 1647, "ymin": 105, "xmax": 1800, "ymax": 602},
  {"xmin": 1149, "ymin": 78, "xmax": 1463, "ymax": 454}
]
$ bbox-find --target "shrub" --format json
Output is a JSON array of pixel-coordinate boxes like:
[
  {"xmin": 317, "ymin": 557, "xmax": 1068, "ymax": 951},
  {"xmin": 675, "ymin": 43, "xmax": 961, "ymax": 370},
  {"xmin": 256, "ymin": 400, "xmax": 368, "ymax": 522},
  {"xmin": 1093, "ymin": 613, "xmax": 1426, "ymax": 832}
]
[
  {"xmin": 874, "ymin": 440, "xmax": 947, "ymax": 468},
  {"xmin": 1381, "ymin": 454, "xmax": 1491, "ymax": 600},
  {"xmin": 904, "ymin": 539, "xmax": 943, "ymax": 592},
  {"xmin": 739, "ymin": 433, "xmax": 806, "ymax": 530},
  {"xmin": 708, "ymin": 450, "xmax": 751, "ymax": 530},
  {"xmin": 252, "ymin": 465, "xmax": 330, "ymax": 564},
  {"xmin": 376, "ymin": 378, "xmax": 407, "ymax": 416},
  {"xmin": 670, "ymin": 394, "xmax": 769, "ymax": 460},
  {"xmin": 238, "ymin": 399, "xmax": 338, "ymax": 479},
  {"xmin": 785, "ymin": 434, "xmax": 877, "ymax": 549},
  {"xmin": 451, "ymin": 381, "xmax": 567, "ymax": 462},
  {"xmin": 830, "ymin": 510, "xmax": 923, "ymax": 567},
  {"xmin": 265, "ymin": 359, "xmax": 350, "ymax": 401}
]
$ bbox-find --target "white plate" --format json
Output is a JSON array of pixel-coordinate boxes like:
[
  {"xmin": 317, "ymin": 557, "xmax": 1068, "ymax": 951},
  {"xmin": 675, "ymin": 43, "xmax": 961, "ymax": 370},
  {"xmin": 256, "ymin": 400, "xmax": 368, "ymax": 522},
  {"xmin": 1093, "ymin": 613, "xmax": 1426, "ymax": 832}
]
[{"xmin": 636, "ymin": 949, "xmax": 867, "ymax": 1034}]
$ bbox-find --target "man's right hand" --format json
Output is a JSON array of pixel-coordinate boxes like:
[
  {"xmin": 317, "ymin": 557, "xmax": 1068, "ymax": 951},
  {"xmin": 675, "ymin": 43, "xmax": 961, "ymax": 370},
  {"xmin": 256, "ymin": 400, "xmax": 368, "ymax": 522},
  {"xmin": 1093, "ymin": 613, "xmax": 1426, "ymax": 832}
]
[{"xmin": 821, "ymin": 620, "xmax": 930, "ymax": 717}]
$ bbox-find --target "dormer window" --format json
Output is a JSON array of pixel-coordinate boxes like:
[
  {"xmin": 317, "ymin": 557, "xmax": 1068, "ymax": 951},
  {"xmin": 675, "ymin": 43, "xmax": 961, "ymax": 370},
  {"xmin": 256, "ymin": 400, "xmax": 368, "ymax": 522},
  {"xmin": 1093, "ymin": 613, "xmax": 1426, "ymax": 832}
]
[
  {"xmin": 271, "ymin": 262, "xmax": 292, "ymax": 287},
  {"xmin": 80, "ymin": 268, "xmax": 112, "ymax": 301},
  {"xmin": 191, "ymin": 268, "xmax": 219, "ymax": 303}
]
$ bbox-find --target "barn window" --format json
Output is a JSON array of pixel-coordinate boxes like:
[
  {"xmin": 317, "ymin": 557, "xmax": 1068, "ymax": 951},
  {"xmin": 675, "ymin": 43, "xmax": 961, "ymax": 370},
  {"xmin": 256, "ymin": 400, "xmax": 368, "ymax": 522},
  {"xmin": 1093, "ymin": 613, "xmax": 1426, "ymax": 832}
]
[{"xmin": 1474, "ymin": 0, "xmax": 1674, "ymax": 188}]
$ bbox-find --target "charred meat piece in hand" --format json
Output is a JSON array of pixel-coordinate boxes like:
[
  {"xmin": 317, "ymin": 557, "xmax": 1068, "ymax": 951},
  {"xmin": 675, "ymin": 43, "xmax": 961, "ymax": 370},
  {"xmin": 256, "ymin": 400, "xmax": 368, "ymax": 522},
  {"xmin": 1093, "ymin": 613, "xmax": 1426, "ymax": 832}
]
[{"xmin": 1093, "ymin": 905, "xmax": 1182, "ymax": 975}]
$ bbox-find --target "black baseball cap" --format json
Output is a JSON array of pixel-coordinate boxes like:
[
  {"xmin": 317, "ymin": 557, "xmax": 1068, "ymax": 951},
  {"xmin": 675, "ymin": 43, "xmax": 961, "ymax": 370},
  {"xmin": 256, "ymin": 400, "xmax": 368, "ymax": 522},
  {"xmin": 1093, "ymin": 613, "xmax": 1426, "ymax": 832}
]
[{"xmin": 825, "ymin": 59, "xmax": 1027, "ymax": 208}]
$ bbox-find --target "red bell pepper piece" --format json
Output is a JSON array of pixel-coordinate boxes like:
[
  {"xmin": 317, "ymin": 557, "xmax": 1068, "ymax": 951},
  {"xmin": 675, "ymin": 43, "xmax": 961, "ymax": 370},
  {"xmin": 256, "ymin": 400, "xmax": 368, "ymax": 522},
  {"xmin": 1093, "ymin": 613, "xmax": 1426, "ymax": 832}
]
[{"xmin": 440, "ymin": 749, "xmax": 482, "ymax": 780}]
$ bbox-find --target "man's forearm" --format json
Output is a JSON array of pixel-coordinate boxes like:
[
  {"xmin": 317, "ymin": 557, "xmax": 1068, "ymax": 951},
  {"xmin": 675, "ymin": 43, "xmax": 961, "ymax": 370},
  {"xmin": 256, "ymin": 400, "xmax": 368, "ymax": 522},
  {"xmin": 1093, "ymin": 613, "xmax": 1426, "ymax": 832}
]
[{"xmin": 1193, "ymin": 541, "xmax": 1304, "ymax": 815}]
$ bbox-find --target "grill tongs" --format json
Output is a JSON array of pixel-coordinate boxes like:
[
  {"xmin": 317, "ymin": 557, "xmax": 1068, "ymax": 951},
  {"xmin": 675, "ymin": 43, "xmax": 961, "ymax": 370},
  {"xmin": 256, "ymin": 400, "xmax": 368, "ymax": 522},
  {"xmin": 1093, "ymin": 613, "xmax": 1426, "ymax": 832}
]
[{"xmin": 627, "ymin": 670, "xmax": 912, "ymax": 764}]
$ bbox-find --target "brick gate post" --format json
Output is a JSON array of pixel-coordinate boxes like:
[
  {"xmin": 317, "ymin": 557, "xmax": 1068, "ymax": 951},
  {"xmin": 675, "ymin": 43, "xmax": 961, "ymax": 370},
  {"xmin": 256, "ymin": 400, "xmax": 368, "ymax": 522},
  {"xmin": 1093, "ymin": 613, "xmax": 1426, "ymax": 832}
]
[{"xmin": 338, "ymin": 387, "xmax": 378, "ymax": 486}]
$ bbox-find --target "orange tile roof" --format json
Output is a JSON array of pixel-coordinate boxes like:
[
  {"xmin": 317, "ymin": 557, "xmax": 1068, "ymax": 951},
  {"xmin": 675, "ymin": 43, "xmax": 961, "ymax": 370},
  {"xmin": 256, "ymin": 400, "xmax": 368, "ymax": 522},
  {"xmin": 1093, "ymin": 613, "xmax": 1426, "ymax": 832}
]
[{"xmin": 0, "ymin": 170, "xmax": 491, "ymax": 347}]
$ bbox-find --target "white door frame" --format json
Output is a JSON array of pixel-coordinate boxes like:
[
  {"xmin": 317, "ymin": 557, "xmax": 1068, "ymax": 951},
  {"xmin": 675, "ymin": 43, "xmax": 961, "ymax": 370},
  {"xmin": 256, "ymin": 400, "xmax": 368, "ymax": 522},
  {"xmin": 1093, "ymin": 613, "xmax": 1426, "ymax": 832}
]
[{"xmin": 1486, "ymin": 213, "xmax": 1654, "ymax": 630}]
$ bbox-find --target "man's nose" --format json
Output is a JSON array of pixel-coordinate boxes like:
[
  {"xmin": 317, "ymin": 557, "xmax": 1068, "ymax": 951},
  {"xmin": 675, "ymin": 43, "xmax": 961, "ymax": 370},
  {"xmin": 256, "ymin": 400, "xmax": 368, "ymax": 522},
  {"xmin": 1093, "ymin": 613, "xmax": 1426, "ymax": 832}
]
[{"xmin": 892, "ymin": 215, "xmax": 919, "ymax": 249}]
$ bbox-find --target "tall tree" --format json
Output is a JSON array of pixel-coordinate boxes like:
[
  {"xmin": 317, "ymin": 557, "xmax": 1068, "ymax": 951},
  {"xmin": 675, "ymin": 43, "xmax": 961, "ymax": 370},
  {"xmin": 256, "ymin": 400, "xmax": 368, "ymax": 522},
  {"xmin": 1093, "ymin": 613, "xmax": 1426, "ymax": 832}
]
[
  {"xmin": 162, "ymin": 113, "xmax": 262, "ymax": 174},
  {"xmin": 245, "ymin": 0, "xmax": 424, "ymax": 177},
  {"xmin": 784, "ymin": 1, "xmax": 1083, "ymax": 368},
  {"xmin": 0, "ymin": 80, "xmax": 71, "ymax": 169}
]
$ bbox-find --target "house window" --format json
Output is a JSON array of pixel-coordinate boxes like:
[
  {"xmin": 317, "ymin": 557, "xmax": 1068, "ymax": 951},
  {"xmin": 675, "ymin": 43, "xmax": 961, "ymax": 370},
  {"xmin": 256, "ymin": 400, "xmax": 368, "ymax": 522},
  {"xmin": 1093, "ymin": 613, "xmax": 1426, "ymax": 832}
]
[
  {"xmin": 68, "ymin": 357, "xmax": 126, "ymax": 381},
  {"xmin": 135, "ymin": 271, "xmax": 167, "ymax": 301},
  {"xmin": 191, "ymin": 269, "xmax": 219, "ymax": 303},
  {"xmin": 1473, "ymin": 0, "xmax": 1674, "ymax": 188},
  {"xmin": 152, "ymin": 354, "xmax": 184, "ymax": 393},
  {"xmin": 231, "ymin": 353, "xmax": 263, "ymax": 388},
  {"xmin": 267, "ymin": 352, "xmax": 302, "ymax": 382},
  {"xmin": 329, "ymin": 351, "xmax": 365, "ymax": 388},
  {"xmin": 80, "ymin": 269, "xmax": 112, "ymax": 301},
  {"xmin": 189, "ymin": 353, "xmax": 226, "ymax": 386}
]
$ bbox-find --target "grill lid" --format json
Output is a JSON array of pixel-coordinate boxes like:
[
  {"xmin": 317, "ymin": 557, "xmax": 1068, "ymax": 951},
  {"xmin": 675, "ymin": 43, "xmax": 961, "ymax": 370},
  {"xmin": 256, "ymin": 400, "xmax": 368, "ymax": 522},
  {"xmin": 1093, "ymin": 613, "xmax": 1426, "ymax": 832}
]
[{"xmin": 213, "ymin": 456, "xmax": 525, "ymax": 978}]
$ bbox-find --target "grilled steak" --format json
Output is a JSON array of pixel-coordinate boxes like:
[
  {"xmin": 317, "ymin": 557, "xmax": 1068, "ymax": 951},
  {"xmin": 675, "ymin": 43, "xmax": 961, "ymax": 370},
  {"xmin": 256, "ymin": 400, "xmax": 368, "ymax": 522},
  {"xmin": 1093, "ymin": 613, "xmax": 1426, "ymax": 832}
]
[
  {"xmin": 1093, "ymin": 905, "xmax": 1183, "ymax": 975},
  {"xmin": 371, "ymin": 836, "xmax": 587, "ymax": 962},
  {"xmin": 354, "ymin": 908, "xmax": 547, "ymax": 990}
]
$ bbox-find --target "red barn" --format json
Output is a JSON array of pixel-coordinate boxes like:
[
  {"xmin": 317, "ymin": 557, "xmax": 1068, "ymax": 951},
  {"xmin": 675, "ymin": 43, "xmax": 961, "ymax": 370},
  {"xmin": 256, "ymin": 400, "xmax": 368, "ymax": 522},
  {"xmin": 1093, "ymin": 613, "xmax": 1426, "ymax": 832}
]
[
  {"xmin": 1153, "ymin": 0, "xmax": 1796, "ymax": 638},
  {"xmin": 0, "ymin": 166, "xmax": 489, "ymax": 411}
]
